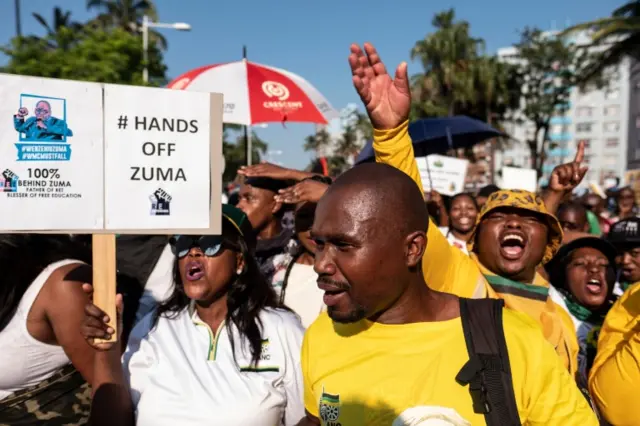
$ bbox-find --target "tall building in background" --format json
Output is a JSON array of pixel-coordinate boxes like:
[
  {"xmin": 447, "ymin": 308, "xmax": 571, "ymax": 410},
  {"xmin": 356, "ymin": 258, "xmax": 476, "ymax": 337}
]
[
  {"xmin": 497, "ymin": 31, "xmax": 630, "ymax": 187},
  {"xmin": 627, "ymin": 58, "xmax": 640, "ymax": 171}
]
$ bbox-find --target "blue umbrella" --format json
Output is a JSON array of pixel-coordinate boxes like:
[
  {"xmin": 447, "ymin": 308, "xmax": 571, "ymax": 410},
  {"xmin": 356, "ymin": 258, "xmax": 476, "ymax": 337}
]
[{"xmin": 355, "ymin": 116, "xmax": 507, "ymax": 164}]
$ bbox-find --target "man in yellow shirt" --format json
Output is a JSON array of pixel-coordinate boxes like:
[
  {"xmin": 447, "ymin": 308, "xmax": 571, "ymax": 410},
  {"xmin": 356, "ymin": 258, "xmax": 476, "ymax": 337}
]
[
  {"xmin": 589, "ymin": 281, "xmax": 640, "ymax": 425},
  {"xmin": 296, "ymin": 162, "xmax": 596, "ymax": 425},
  {"xmin": 347, "ymin": 42, "xmax": 582, "ymax": 375}
]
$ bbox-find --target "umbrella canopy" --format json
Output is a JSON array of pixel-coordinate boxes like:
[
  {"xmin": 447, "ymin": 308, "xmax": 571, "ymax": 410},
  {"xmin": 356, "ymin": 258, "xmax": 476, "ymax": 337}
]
[
  {"xmin": 355, "ymin": 116, "xmax": 507, "ymax": 164},
  {"xmin": 167, "ymin": 60, "xmax": 339, "ymax": 126}
]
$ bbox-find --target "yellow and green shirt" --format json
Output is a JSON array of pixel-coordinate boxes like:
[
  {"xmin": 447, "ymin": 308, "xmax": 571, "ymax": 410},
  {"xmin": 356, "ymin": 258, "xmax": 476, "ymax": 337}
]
[
  {"xmin": 303, "ymin": 312, "xmax": 597, "ymax": 425},
  {"xmin": 372, "ymin": 121, "xmax": 579, "ymax": 375}
]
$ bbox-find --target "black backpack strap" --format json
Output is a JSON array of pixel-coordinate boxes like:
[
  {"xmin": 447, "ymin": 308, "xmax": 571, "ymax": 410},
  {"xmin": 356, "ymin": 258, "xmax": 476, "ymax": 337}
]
[{"xmin": 455, "ymin": 298, "xmax": 521, "ymax": 426}]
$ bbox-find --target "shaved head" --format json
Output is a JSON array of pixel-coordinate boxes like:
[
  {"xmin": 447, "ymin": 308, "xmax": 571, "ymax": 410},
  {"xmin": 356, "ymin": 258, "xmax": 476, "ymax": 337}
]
[
  {"xmin": 324, "ymin": 162, "xmax": 429, "ymax": 237},
  {"xmin": 311, "ymin": 163, "xmax": 428, "ymax": 323}
]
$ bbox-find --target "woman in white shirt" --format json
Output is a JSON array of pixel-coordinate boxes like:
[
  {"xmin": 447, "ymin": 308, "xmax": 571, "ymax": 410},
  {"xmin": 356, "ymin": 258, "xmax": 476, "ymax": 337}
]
[
  {"xmin": 437, "ymin": 193, "xmax": 479, "ymax": 254},
  {"xmin": 82, "ymin": 205, "xmax": 305, "ymax": 426}
]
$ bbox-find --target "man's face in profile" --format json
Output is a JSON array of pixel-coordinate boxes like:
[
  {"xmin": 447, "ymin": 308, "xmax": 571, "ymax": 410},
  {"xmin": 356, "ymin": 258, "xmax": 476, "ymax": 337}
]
[{"xmin": 35, "ymin": 101, "xmax": 51, "ymax": 121}]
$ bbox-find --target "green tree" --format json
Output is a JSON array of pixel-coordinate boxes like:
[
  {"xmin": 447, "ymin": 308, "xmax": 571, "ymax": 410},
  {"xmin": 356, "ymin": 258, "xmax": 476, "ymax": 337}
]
[
  {"xmin": 32, "ymin": 6, "xmax": 82, "ymax": 36},
  {"xmin": 87, "ymin": 0, "xmax": 167, "ymax": 49},
  {"xmin": 1, "ymin": 26, "xmax": 167, "ymax": 85},
  {"xmin": 303, "ymin": 127, "xmax": 332, "ymax": 155},
  {"xmin": 222, "ymin": 126, "xmax": 268, "ymax": 183},
  {"xmin": 332, "ymin": 124, "xmax": 360, "ymax": 174},
  {"xmin": 563, "ymin": 1, "xmax": 640, "ymax": 82},
  {"xmin": 411, "ymin": 9, "xmax": 482, "ymax": 117},
  {"xmin": 514, "ymin": 28, "xmax": 597, "ymax": 179},
  {"xmin": 470, "ymin": 56, "xmax": 519, "ymax": 167},
  {"xmin": 354, "ymin": 111, "xmax": 373, "ymax": 141}
]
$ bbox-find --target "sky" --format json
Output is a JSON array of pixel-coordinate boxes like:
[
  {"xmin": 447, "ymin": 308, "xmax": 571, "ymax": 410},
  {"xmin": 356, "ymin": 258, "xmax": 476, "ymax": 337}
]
[{"xmin": 0, "ymin": 0, "xmax": 620, "ymax": 169}]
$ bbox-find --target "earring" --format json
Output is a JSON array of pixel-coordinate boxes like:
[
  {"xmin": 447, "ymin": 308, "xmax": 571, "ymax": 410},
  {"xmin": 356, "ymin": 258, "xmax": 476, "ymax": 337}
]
[{"xmin": 236, "ymin": 268, "xmax": 243, "ymax": 275}]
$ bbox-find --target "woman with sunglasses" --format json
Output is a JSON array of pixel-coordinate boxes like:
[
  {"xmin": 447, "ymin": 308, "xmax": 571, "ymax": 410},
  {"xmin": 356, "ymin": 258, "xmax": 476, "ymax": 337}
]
[{"xmin": 82, "ymin": 205, "xmax": 305, "ymax": 426}]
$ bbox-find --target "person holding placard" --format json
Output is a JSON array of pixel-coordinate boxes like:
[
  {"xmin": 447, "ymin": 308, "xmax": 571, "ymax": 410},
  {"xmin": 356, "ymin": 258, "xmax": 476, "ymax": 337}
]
[
  {"xmin": 81, "ymin": 205, "xmax": 305, "ymax": 426},
  {"xmin": 0, "ymin": 235, "xmax": 94, "ymax": 424}
]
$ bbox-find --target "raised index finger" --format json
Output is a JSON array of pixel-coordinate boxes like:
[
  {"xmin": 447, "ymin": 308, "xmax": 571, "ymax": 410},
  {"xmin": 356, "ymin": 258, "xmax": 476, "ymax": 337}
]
[{"xmin": 574, "ymin": 140, "xmax": 585, "ymax": 164}]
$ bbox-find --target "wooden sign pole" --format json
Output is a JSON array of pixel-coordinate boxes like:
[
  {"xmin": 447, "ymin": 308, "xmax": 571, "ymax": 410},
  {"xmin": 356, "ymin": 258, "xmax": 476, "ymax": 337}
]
[{"xmin": 92, "ymin": 234, "xmax": 117, "ymax": 343}]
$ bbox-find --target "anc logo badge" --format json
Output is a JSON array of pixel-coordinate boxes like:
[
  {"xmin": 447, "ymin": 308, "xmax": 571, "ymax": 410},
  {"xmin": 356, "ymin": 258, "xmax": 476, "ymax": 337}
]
[{"xmin": 319, "ymin": 387, "xmax": 341, "ymax": 425}]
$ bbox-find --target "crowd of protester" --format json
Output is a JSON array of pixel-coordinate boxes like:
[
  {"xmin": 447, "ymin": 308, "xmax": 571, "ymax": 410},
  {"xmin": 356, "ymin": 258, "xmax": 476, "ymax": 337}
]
[{"xmin": 1, "ymin": 42, "xmax": 640, "ymax": 426}]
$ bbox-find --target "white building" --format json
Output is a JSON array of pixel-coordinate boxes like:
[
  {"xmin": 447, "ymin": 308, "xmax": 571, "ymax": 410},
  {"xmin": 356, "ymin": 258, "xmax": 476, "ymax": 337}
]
[{"xmin": 497, "ymin": 31, "xmax": 630, "ymax": 187}]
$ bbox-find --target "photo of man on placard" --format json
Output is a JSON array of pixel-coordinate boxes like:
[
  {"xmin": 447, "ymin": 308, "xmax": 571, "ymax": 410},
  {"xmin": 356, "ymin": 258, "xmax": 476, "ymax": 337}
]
[{"xmin": 14, "ymin": 95, "xmax": 73, "ymax": 142}]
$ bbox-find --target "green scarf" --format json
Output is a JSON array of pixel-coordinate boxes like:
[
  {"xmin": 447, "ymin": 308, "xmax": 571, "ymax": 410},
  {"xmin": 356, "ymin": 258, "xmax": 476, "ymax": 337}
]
[
  {"xmin": 483, "ymin": 274, "xmax": 550, "ymax": 301},
  {"xmin": 621, "ymin": 281, "xmax": 632, "ymax": 292},
  {"xmin": 559, "ymin": 290, "xmax": 607, "ymax": 325}
]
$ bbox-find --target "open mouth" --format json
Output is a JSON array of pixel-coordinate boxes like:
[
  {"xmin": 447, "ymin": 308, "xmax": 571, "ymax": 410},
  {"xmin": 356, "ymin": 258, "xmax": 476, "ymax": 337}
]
[
  {"xmin": 622, "ymin": 268, "xmax": 636, "ymax": 279},
  {"xmin": 185, "ymin": 261, "xmax": 205, "ymax": 281},
  {"xmin": 499, "ymin": 232, "xmax": 526, "ymax": 260},
  {"xmin": 586, "ymin": 278, "xmax": 604, "ymax": 295},
  {"xmin": 318, "ymin": 281, "xmax": 348, "ymax": 307},
  {"xmin": 458, "ymin": 217, "xmax": 473, "ymax": 227}
]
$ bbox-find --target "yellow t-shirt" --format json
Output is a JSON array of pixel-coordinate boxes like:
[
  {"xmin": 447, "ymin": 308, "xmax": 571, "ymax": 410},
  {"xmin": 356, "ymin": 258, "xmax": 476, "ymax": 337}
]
[
  {"xmin": 589, "ymin": 281, "xmax": 640, "ymax": 425},
  {"xmin": 303, "ymin": 311, "xmax": 596, "ymax": 426},
  {"xmin": 372, "ymin": 122, "xmax": 579, "ymax": 376}
]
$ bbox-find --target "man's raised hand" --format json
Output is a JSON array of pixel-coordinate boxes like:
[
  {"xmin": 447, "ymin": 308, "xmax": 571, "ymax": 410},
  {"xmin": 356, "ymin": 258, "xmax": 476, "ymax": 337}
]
[{"xmin": 348, "ymin": 43, "xmax": 410, "ymax": 130}]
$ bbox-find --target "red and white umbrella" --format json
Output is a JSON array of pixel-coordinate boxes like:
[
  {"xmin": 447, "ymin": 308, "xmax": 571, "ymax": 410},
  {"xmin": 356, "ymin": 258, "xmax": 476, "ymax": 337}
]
[{"xmin": 167, "ymin": 60, "xmax": 339, "ymax": 126}]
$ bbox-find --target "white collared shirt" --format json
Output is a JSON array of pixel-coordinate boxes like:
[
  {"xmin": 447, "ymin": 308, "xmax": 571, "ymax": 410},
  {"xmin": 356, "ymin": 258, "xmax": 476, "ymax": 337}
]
[
  {"xmin": 438, "ymin": 227, "xmax": 469, "ymax": 254},
  {"xmin": 123, "ymin": 307, "xmax": 305, "ymax": 426}
]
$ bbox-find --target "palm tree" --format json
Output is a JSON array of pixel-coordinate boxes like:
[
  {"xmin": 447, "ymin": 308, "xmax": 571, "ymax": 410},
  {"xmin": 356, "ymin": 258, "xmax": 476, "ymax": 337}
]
[
  {"xmin": 336, "ymin": 125, "xmax": 361, "ymax": 164},
  {"xmin": 411, "ymin": 9, "xmax": 482, "ymax": 117},
  {"xmin": 32, "ymin": 7, "xmax": 82, "ymax": 49},
  {"xmin": 86, "ymin": 0, "xmax": 167, "ymax": 49},
  {"xmin": 563, "ymin": 1, "xmax": 640, "ymax": 82},
  {"xmin": 354, "ymin": 111, "xmax": 373, "ymax": 142},
  {"xmin": 303, "ymin": 128, "xmax": 332, "ymax": 156}
]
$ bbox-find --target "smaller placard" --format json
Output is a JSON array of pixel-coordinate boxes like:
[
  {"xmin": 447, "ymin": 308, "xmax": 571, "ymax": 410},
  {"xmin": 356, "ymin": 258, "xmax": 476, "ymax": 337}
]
[
  {"xmin": 416, "ymin": 155, "xmax": 469, "ymax": 196},
  {"xmin": 0, "ymin": 74, "xmax": 104, "ymax": 231},
  {"xmin": 501, "ymin": 167, "xmax": 537, "ymax": 192}
]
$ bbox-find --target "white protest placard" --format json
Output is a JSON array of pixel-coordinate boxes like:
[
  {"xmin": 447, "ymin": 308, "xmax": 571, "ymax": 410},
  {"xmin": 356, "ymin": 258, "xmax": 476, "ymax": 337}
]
[
  {"xmin": 416, "ymin": 154, "xmax": 468, "ymax": 196},
  {"xmin": 103, "ymin": 85, "xmax": 216, "ymax": 230},
  {"xmin": 501, "ymin": 167, "xmax": 537, "ymax": 192},
  {"xmin": 0, "ymin": 74, "xmax": 104, "ymax": 230}
]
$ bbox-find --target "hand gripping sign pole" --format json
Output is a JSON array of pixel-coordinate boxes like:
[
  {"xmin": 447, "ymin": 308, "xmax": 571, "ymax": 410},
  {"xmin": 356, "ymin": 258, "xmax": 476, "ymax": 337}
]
[{"xmin": 0, "ymin": 74, "xmax": 224, "ymax": 343}]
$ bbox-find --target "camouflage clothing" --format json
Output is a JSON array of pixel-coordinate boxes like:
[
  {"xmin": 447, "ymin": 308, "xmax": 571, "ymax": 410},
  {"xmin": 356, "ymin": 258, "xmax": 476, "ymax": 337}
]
[{"xmin": 0, "ymin": 363, "xmax": 91, "ymax": 425}]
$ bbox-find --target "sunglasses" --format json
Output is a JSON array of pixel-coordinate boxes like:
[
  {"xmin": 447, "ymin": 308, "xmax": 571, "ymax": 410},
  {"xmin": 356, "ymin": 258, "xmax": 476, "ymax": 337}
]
[{"xmin": 170, "ymin": 235, "xmax": 225, "ymax": 259}]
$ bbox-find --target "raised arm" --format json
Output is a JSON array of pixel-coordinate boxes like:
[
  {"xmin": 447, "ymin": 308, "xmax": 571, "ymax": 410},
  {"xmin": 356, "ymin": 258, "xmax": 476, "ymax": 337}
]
[
  {"xmin": 238, "ymin": 162, "xmax": 319, "ymax": 182},
  {"xmin": 543, "ymin": 140, "xmax": 588, "ymax": 215},
  {"xmin": 80, "ymin": 286, "xmax": 135, "ymax": 426},
  {"xmin": 347, "ymin": 42, "xmax": 478, "ymax": 296}
]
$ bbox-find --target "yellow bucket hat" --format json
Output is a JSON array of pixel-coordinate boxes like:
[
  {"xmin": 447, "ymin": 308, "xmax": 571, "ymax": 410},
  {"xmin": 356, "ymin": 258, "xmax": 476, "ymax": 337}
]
[{"xmin": 467, "ymin": 189, "xmax": 563, "ymax": 264}]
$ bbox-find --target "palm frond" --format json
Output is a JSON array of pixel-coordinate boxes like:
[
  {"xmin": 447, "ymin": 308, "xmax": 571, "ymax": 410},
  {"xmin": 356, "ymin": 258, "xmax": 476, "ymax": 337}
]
[{"xmin": 32, "ymin": 12, "xmax": 53, "ymax": 35}]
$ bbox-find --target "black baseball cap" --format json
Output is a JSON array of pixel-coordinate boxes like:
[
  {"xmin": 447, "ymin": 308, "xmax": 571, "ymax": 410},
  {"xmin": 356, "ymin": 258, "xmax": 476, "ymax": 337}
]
[
  {"xmin": 244, "ymin": 177, "xmax": 293, "ymax": 193},
  {"xmin": 170, "ymin": 204, "xmax": 256, "ymax": 254},
  {"xmin": 608, "ymin": 218, "xmax": 640, "ymax": 248}
]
